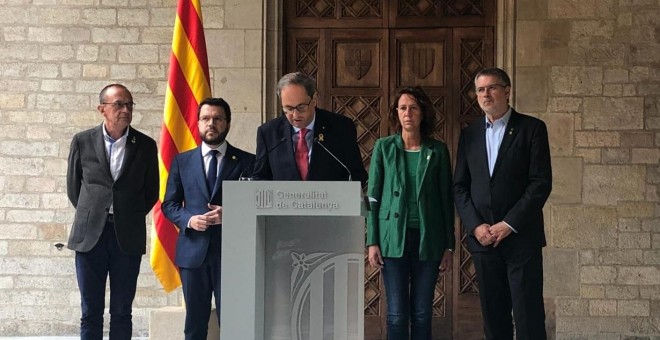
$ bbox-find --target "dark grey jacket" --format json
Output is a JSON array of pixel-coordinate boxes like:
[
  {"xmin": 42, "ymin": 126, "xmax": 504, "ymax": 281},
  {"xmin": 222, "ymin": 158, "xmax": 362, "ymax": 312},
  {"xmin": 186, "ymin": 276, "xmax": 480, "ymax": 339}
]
[{"xmin": 66, "ymin": 124, "xmax": 159, "ymax": 255}]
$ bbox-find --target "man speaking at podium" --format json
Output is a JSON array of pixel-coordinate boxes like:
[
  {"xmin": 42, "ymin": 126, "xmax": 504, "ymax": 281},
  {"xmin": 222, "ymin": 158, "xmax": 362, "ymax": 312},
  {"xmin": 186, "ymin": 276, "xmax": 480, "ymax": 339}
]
[{"xmin": 252, "ymin": 72, "xmax": 367, "ymax": 185}]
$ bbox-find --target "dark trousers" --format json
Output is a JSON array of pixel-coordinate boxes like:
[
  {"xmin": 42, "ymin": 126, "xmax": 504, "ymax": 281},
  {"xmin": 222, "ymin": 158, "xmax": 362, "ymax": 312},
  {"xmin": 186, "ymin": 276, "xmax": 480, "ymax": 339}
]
[
  {"xmin": 75, "ymin": 221, "xmax": 141, "ymax": 340},
  {"xmin": 179, "ymin": 237, "xmax": 221, "ymax": 340},
  {"xmin": 472, "ymin": 246, "xmax": 546, "ymax": 340},
  {"xmin": 381, "ymin": 229, "xmax": 440, "ymax": 340}
]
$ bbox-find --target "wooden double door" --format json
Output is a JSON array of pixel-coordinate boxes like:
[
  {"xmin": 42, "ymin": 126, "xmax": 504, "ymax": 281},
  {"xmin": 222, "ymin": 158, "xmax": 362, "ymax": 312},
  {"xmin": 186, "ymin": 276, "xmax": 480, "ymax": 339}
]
[{"xmin": 284, "ymin": 1, "xmax": 495, "ymax": 338}]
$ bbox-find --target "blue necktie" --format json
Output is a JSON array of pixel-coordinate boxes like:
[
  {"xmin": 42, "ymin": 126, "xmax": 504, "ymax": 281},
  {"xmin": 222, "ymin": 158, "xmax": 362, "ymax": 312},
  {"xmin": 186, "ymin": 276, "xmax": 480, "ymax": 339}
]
[{"xmin": 207, "ymin": 150, "xmax": 219, "ymax": 194}]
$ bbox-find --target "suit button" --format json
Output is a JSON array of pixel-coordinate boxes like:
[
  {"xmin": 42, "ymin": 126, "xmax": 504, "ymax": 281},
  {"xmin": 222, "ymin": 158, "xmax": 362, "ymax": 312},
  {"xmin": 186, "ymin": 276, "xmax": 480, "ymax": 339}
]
[
  {"xmin": 490, "ymin": 182, "xmax": 495, "ymax": 187},
  {"xmin": 394, "ymin": 213, "xmax": 399, "ymax": 218},
  {"xmin": 394, "ymin": 191, "xmax": 400, "ymax": 197}
]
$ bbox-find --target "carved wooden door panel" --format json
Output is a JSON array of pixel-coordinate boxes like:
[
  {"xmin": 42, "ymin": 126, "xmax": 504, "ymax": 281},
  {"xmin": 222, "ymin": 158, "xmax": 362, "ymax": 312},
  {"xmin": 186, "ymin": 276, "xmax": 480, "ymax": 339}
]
[
  {"xmin": 284, "ymin": 1, "xmax": 494, "ymax": 339},
  {"xmin": 390, "ymin": 27, "xmax": 456, "ymax": 339}
]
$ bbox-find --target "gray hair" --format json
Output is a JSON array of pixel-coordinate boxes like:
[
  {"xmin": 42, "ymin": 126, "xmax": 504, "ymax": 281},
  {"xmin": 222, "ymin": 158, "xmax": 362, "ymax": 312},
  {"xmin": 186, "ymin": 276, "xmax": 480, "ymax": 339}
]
[
  {"xmin": 276, "ymin": 72, "xmax": 317, "ymax": 98},
  {"xmin": 474, "ymin": 67, "xmax": 511, "ymax": 88}
]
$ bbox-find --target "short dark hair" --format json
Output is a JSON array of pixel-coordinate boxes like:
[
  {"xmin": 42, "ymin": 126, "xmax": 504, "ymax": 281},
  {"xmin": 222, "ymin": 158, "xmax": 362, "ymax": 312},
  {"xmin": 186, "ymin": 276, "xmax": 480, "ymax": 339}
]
[
  {"xmin": 474, "ymin": 67, "xmax": 511, "ymax": 87},
  {"xmin": 388, "ymin": 86, "xmax": 435, "ymax": 138},
  {"xmin": 99, "ymin": 84, "xmax": 130, "ymax": 103},
  {"xmin": 276, "ymin": 72, "xmax": 317, "ymax": 98},
  {"xmin": 198, "ymin": 97, "xmax": 231, "ymax": 123}
]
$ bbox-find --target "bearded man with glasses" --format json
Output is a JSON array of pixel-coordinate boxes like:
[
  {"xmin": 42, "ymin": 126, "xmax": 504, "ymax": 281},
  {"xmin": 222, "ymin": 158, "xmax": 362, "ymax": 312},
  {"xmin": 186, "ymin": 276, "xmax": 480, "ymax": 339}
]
[
  {"xmin": 252, "ymin": 72, "xmax": 367, "ymax": 185},
  {"xmin": 66, "ymin": 84, "xmax": 159, "ymax": 340}
]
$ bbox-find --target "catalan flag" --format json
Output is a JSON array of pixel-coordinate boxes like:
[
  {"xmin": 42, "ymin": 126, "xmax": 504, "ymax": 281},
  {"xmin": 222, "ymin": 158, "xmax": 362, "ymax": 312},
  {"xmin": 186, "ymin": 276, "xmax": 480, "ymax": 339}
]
[{"xmin": 151, "ymin": 0, "xmax": 211, "ymax": 292}]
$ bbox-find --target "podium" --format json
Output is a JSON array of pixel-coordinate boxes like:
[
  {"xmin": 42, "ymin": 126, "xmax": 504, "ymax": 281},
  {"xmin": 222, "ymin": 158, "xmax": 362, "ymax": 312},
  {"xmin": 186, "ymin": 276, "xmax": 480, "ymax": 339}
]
[{"xmin": 221, "ymin": 181, "xmax": 365, "ymax": 340}]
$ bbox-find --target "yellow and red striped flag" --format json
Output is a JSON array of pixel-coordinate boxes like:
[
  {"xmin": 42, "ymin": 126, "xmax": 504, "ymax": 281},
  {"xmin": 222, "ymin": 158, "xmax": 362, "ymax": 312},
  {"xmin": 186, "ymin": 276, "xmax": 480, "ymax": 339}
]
[{"xmin": 151, "ymin": 0, "xmax": 211, "ymax": 292}]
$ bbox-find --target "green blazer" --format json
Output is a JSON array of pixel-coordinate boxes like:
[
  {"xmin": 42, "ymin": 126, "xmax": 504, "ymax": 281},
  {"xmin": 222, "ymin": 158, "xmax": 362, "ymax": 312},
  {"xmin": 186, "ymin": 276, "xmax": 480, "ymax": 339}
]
[{"xmin": 366, "ymin": 134, "xmax": 455, "ymax": 260}]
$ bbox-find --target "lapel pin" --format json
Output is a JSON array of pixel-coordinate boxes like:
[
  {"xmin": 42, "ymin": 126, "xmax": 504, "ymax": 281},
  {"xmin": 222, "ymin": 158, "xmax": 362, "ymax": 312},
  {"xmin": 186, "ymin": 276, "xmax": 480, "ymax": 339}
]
[
  {"xmin": 427, "ymin": 155, "xmax": 430, "ymax": 160},
  {"xmin": 509, "ymin": 128, "xmax": 514, "ymax": 135},
  {"xmin": 131, "ymin": 136, "xmax": 136, "ymax": 143},
  {"xmin": 231, "ymin": 155, "xmax": 237, "ymax": 160},
  {"xmin": 318, "ymin": 133, "xmax": 325, "ymax": 142}
]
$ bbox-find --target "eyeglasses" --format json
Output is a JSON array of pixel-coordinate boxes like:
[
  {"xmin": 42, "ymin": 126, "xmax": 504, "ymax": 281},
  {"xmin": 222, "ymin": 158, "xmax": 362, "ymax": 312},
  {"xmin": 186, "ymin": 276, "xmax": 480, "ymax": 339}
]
[
  {"xmin": 102, "ymin": 101, "xmax": 135, "ymax": 110},
  {"xmin": 475, "ymin": 84, "xmax": 507, "ymax": 94},
  {"xmin": 282, "ymin": 98, "xmax": 313, "ymax": 114},
  {"xmin": 199, "ymin": 116, "xmax": 227, "ymax": 124}
]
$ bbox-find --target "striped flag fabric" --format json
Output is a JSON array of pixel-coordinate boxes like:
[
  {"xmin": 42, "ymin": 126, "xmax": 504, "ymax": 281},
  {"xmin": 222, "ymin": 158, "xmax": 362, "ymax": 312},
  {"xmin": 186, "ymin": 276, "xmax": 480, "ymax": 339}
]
[{"xmin": 150, "ymin": 0, "xmax": 211, "ymax": 292}]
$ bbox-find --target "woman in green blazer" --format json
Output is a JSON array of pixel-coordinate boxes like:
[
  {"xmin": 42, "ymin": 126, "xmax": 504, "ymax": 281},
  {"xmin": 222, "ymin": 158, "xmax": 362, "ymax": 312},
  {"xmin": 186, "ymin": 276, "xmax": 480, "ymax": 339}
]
[{"xmin": 366, "ymin": 86, "xmax": 455, "ymax": 340}]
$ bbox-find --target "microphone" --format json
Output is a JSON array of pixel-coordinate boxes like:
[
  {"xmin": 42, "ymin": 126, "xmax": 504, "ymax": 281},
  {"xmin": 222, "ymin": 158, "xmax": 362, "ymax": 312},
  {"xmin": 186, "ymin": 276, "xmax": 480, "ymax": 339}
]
[
  {"xmin": 314, "ymin": 137, "xmax": 352, "ymax": 181},
  {"xmin": 239, "ymin": 137, "xmax": 287, "ymax": 180}
]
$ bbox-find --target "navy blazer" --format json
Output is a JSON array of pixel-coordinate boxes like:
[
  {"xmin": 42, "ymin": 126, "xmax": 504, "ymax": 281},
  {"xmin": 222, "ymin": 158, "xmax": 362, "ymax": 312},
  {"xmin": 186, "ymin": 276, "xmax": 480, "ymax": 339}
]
[
  {"xmin": 161, "ymin": 143, "xmax": 255, "ymax": 268},
  {"xmin": 252, "ymin": 108, "xmax": 367, "ymax": 185},
  {"xmin": 66, "ymin": 124, "xmax": 159, "ymax": 255},
  {"xmin": 453, "ymin": 110, "xmax": 552, "ymax": 252}
]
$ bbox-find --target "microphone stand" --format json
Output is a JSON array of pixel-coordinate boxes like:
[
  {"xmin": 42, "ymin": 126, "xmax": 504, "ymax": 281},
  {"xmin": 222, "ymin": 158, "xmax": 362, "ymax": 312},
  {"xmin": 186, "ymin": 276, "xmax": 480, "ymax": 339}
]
[
  {"xmin": 313, "ymin": 138, "xmax": 352, "ymax": 182},
  {"xmin": 239, "ymin": 137, "xmax": 287, "ymax": 181}
]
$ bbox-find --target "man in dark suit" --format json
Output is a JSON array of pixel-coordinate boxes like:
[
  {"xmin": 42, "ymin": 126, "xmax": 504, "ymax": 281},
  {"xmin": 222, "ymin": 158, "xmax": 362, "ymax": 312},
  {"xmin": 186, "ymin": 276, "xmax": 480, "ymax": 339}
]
[
  {"xmin": 453, "ymin": 67, "xmax": 552, "ymax": 340},
  {"xmin": 67, "ymin": 84, "xmax": 159, "ymax": 340},
  {"xmin": 252, "ymin": 72, "xmax": 367, "ymax": 184},
  {"xmin": 161, "ymin": 97, "xmax": 255, "ymax": 340}
]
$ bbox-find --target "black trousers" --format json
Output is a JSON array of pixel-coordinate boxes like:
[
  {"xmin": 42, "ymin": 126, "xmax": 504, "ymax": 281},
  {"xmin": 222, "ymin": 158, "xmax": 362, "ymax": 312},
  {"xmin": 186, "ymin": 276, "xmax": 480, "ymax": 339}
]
[
  {"xmin": 471, "ymin": 246, "xmax": 546, "ymax": 340},
  {"xmin": 75, "ymin": 220, "xmax": 141, "ymax": 340},
  {"xmin": 179, "ymin": 235, "xmax": 222, "ymax": 340}
]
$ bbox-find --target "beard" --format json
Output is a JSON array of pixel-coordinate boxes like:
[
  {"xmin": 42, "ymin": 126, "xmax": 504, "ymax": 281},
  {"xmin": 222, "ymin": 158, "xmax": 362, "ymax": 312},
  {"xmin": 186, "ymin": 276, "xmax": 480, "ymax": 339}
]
[{"xmin": 201, "ymin": 129, "xmax": 228, "ymax": 146}]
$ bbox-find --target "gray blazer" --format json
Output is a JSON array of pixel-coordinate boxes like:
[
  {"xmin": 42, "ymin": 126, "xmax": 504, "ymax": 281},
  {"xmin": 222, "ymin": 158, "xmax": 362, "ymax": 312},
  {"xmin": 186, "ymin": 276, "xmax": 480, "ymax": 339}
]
[{"xmin": 66, "ymin": 124, "xmax": 159, "ymax": 255}]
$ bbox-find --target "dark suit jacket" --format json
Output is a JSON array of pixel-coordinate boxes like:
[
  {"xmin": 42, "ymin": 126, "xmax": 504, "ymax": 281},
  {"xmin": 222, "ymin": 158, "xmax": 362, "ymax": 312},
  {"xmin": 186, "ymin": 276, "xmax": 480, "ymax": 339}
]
[
  {"xmin": 366, "ymin": 134, "xmax": 455, "ymax": 260},
  {"xmin": 253, "ymin": 108, "xmax": 367, "ymax": 185},
  {"xmin": 161, "ymin": 143, "xmax": 254, "ymax": 268},
  {"xmin": 453, "ymin": 110, "xmax": 552, "ymax": 252},
  {"xmin": 66, "ymin": 124, "xmax": 159, "ymax": 255}
]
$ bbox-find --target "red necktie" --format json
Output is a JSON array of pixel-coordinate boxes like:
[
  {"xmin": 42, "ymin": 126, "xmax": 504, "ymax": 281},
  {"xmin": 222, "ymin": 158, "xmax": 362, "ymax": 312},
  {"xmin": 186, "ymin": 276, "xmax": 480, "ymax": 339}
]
[{"xmin": 295, "ymin": 128, "xmax": 309, "ymax": 180}]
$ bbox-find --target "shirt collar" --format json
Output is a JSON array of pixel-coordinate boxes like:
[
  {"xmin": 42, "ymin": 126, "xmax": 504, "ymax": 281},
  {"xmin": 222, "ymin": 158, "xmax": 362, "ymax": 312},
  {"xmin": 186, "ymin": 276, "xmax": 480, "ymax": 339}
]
[
  {"xmin": 103, "ymin": 124, "xmax": 130, "ymax": 142},
  {"xmin": 292, "ymin": 115, "xmax": 316, "ymax": 133},
  {"xmin": 201, "ymin": 140, "xmax": 227, "ymax": 157},
  {"xmin": 485, "ymin": 107, "xmax": 512, "ymax": 128}
]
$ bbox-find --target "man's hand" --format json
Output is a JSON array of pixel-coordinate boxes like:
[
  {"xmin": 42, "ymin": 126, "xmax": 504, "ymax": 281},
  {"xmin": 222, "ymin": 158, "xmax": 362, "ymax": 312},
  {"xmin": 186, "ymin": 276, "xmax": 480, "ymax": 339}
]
[
  {"xmin": 188, "ymin": 204, "xmax": 223, "ymax": 231},
  {"xmin": 205, "ymin": 203, "xmax": 222, "ymax": 224},
  {"xmin": 489, "ymin": 221, "xmax": 512, "ymax": 247},
  {"xmin": 367, "ymin": 245, "xmax": 384, "ymax": 269},
  {"xmin": 474, "ymin": 223, "xmax": 495, "ymax": 246}
]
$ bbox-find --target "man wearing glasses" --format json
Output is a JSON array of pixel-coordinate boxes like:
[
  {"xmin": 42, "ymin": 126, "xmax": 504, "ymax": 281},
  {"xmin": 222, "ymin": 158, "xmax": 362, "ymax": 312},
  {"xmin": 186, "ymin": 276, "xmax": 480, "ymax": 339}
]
[
  {"xmin": 253, "ymin": 72, "xmax": 367, "ymax": 184},
  {"xmin": 453, "ymin": 68, "xmax": 552, "ymax": 340},
  {"xmin": 66, "ymin": 84, "xmax": 159, "ymax": 340},
  {"xmin": 162, "ymin": 97, "xmax": 254, "ymax": 339}
]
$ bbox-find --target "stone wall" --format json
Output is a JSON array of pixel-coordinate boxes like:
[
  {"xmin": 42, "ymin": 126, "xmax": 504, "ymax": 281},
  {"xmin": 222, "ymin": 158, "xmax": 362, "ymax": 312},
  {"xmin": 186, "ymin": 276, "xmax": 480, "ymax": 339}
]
[
  {"xmin": 0, "ymin": 0, "xmax": 264, "ymax": 336},
  {"xmin": 515, "ymin": 0, "xmax": 660, "ymax": 338}
]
